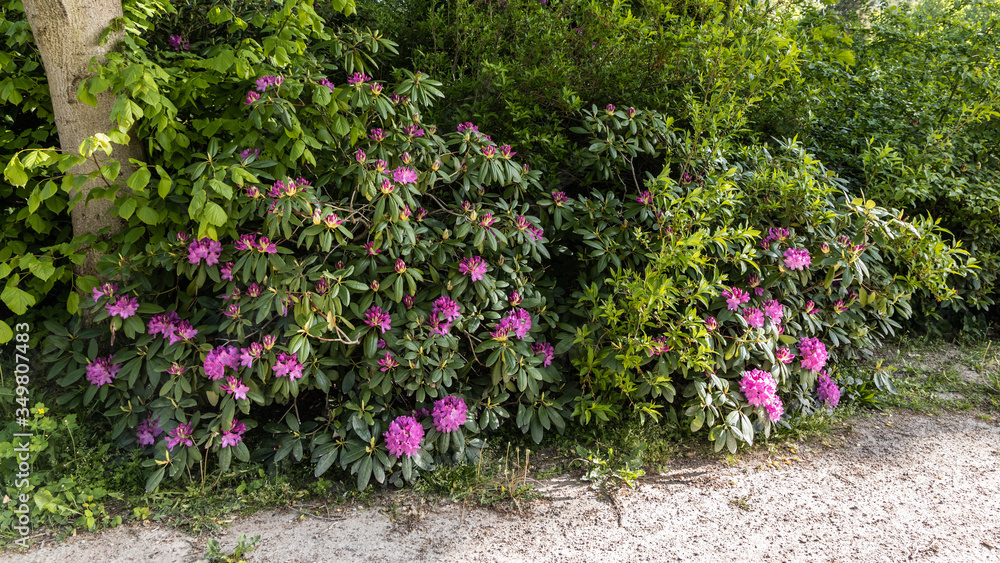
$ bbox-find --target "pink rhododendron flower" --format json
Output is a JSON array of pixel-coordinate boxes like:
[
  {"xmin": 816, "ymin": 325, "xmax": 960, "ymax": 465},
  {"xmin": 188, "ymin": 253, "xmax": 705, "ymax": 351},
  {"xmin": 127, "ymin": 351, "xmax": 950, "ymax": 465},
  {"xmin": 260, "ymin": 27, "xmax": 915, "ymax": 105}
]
[
  {"xmin": 91, "ymin": 282, "xmax": 118, "ymax": 302},
  {"xmin": 509, "ymin": 290, "xmax": 522, "ymax": 306},
  {"xmin": 168, "ymin": 35, "xmax": 189, "ymax": 51},
  {"xmin": 378, "ymin": 353, "xmax": 399, "ymax": 372},
  {"xmin": 744, "ymin": 307, "xmax": 765, "ymax": 329},
  {"xmin": 532, "ymin": 341, "xmax": 555, "ymax": 367},
  {"xmin": 551, "ymin": 191, "xmax": 568, "ymax": 205},
  {"xmin": 432, "ymin": 296, "xmax": 461, "ymax": 322},
  {"xmin": 798, "ymin": 337, "xmax": 828, "ymax": 372},
  {"xmin": 221, "ymin": 419, "xmax": 246, "ymax": 448},
  {"xmin": 204, "ymin": 345, "xmax": 240, "ymax": 380},
  {"xmin": 816, "ymin": 371, "xmax": 841, "ymax": 409},
  {"xmin": 221, "ymin": 262, "xmax": 235, "ymax": 281},
  {"xmin": 393, "ymin": 166, "xmax": 418, "ymax": 184},
  {"xmin": 244, "ymin": 91, "xmax": 259, "ymax": 105},
  {"xmin": 704, "ymin": 316, "xmax": 718, "ymax": 331},
  {"xmin": 86, "ymin": 356, "xmax": 121, "ymax": 387},
  {"xmin": 136, "ymin": 415, "xmax": 162, "ymax": 447},
  {"xmin": 221, "ymin": 376, "xmax": 249, "ymax": 401},
  {"xmin": 365, "ymin": 306, "xmax": 392, "ymax": 333},
  {"xmin": 740, "ymin": 369, "xmax": 784, "ymax": 420},
  {"xmin": 723, "ymin": 287, "xmax": 750, "ymax": 311},
  {"xmin": 763, "ymin": 299, "xmax": 783, "ymax": 324},
  {"xmin": 783, "ymin": 247, "xmax": 811, "ymax": 270},
  {"xmin": 432, "ymin": 396, "xmax": 468, "ymax": 433},
  {"xmin": 240, "ymin": 343, "xmax": 262, "ymax": 368},
  {"xmin": 459, "ymin": 256, "xmax": 488, "ymax": 282},
  {"xmin": 775, "ymin": 347, "xmax": 795, "ymax": 363},
  {"xmin": 106, "ymin": 295, "xmax": 139, "ymax": 319},
  {"xmin": 384, "ymin": 415, "xmax": 424, "ymax": 458},
  {"xmin": 347, "ymin": 72, "xmax": 372, "ymax": 85},
  {"xmin": 273, "ymin": 352, "xmax": 304, "ymax": 381},
  {"xmin": 833, "ymin": 299, "xmax": 848, "ymax": 313},
  {"xmin": 166, "ymin": 422, "xmax": 194, "ymax": 450},
  {"xmin": 804, "ymin": 300, "xmax": 817, "ymax": 314},
  {"xmin": 395, "ymin": 259, "xmax": 406, "ymax": 274},
  {"xmin": 254, "ymin": 75, "xmax": 283, "ymax": 92}
]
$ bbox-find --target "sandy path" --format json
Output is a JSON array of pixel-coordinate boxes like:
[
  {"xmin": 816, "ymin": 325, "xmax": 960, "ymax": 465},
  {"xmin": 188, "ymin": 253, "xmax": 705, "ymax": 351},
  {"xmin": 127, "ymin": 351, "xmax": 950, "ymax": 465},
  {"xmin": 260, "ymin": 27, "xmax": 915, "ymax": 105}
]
[{"xmin": 3, "ymin": 410, "xmax": 999, "ymax": 562}]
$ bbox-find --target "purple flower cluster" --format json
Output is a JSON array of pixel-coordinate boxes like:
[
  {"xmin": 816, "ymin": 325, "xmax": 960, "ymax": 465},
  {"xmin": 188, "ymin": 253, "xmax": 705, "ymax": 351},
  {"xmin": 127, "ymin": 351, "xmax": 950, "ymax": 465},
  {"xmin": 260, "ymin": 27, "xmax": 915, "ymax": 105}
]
[
  {"xmin": 551, "ymin": 191, "xmax": 568, "ymax": 205},
  {"xmin": 491, "ymin": 308, "xmax": 532, "ymax": 340},
  {"xmin": 384, "ymin": 415, "xmax": 424, "ymax": 458},
  {"xmin": 762, "ymin": 300, "xmax": 784, "ymax": 324},
  {"xmin": 798, "ymin": 337, "xmax": 828, "ymax": 372},
  {"xmin": 148, "ymin": 311, "xmax": 198, "ymax": 344},
  {"xmin": 704, "ymin": 316, "xmax": 718, "ymax": 331},
  {"xmin": 188, "ymin": 238, "xmax": 223, "ymax": 265},
  {"xmin": 106, "ymin": 295, "xmax": 139, "ymax": 319},
  {"xmin": 365, "ymin": 306, "xmax": 392, "ymax": 333},
  {"xmin": 86, "ymin": 356, "xmax": 121, "ymax": 387},
  {"xmin": 239, "ymin": 148, "xmax": 260, "ymax": 163},
  {"xmin": 402, "ymin": 125, "xmax": 424, "ymax": 137},
  {"xmin": 783, "ymin": 248, "xmax": 811, "ymax": 270},
  {"xmin": 760, "ymin": 227, "xmax": 790, "ymax": 248},
  {"xmin": 255, "ymin": 75, "xmax": 284, "ymax": 92},
  {"xmin": 393, "ymin": 166, "xmax": 418, "ymax": 184},
  {"xmin": 636, "ymin": 191, "xmax": 653, "ymax": 205},
  {"xmin": 168, "ymin": 35, "xmax": 189, "ymax": 51},
  {"xmin": 532, "ymin": 341, "xmax": 555, "ymax": 367},
  {"xmin": 234, "ymin": 234, "xmax": 277, "ymax": 254},
  {"xmin": 204, "ymin": 345, "xmax": 240, "ymax": 380},
  {"xmin": 378, "ymin": 353, "xmax": 399, "ymax": 371},
  {"xmin": 347, "ymin": 72, "xmax": 372, "ymax": 85},
  {"xmin": 273, "ymin": 352, "xmax": 304, "ymax": 381},
  {"xmin": 723, "ymin": 287, "xmax": 750, "ymax": 311},
  {"xmin": 816, "ymin": 371, "xmax": 841, "ymax": 409},
  {"xmin": 744, "ymin": 307, "xmax": 765, "ymax": 329},
  {"xmin": 135, "ymin": 415, "xmax": 162, "ymax": 446},
  {"xmin": 459, "ymin": 256, "xmax": 488, "ymax": 282},
  {"xmin": 221, "ymin": 419, "xmax": 246, "ymax": 448},
  {"xmin": 91, "ymin": 282, "xmax": 118, "ymax": 302},
  {"xmin": 775, "ymin": 347, "xmax": 795, "ymax": 364},
  {"xmin": 166, "ymin": 422, "xmax": 194, "ymax": 451},
  {"xmin": 456, "ymin": 122, "xmax": 479, "ymax": 134},
  {"xmin": 316, "ymin": 78, "xmax": 335, "ymax": 91},
  {"xmin": 432, "ymin": 396, "xmax": 468, "ymax": 433},
  {"xmin": 221, "ymin": 376, "xmax": 250, "ymax": 400},
  {"xmin": 739, "ymin": 369, "xmax": 784, "ymax": 421},
  {"xmin": 432, "ymin": 296, "xmax": 461, "ymax": 323}
]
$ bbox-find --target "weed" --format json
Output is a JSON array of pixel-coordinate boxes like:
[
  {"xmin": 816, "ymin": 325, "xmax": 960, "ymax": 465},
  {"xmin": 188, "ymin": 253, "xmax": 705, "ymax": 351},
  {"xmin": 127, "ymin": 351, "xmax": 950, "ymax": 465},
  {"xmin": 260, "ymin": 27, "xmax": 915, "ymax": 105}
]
[{"xmin": 205, "ymin": 533, "xmax": 260, "ymax": 563}]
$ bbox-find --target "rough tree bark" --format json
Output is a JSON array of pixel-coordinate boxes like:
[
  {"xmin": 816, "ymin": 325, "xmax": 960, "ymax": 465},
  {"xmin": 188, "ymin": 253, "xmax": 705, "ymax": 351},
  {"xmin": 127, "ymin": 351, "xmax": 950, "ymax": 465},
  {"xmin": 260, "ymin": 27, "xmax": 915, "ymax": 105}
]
[{"xmin": 22, "ymin": 0, "xmax": 144, "ymax": 278}]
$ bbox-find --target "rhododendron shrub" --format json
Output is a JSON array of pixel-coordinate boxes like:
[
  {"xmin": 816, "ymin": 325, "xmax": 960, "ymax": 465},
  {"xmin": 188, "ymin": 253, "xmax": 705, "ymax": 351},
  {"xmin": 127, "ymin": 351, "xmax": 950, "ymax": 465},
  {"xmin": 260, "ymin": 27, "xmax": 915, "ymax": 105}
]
[
  {"xmin": 39, "ymin": 0, "xmax": 569, "ymax": 492},
  {"xmin": 548, "ymin": 111, "xmax": 975, "ymax": 452}
]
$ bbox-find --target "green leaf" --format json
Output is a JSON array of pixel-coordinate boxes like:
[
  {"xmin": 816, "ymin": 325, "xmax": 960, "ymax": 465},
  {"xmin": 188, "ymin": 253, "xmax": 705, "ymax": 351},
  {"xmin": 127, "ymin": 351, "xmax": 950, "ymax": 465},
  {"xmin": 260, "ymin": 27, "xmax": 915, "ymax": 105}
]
[
  {"xmin": 203, "ymin": 202, "xmax": 227, "ymax": 226},
  {"xmin": 136, "ymin": 206, "xmax": 160, "ymax": 225},
  {"xmin": 0, "ymin": 320, "xmax": 12, "ymax": 344},
  {"xmin": 4, "ymin": 157, "xmax": 27, "ymax": 187},
  {"xmin": 127, "ymin": 167, "xmax": 151, "ymax": 190},
  {"xmin": 2, "ymin": 285, "xmax": 36, "ymax": 315},
  {"xmin": 145, "ymin": 467, "xmax": 165, "ymax": 492}
]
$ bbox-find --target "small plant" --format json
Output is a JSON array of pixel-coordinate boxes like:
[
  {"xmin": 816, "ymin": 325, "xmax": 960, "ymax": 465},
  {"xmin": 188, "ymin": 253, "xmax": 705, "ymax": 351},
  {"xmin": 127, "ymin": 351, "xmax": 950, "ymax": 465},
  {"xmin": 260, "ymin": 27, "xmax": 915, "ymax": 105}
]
[
  {"xmin": 205, "ymin": 533, "xmax": 261, "ymax": 563},
  {"xmin": 574, "ymin": 445, "xmax": 645, "ymax": 489}
]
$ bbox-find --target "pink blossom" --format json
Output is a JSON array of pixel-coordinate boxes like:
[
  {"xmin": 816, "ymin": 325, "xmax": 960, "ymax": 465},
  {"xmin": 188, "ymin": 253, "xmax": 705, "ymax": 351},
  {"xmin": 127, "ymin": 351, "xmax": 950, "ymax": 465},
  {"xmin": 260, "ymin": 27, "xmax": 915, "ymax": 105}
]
[
  {"xmin": 166, "ymin": 422, "xmax": 194, "ymax": 450},
  {"xmin": 221, "ymin": 376, "xmax": 250, "ymax": 401},
  {"xmin": 783, "ymin": 248, "xmax": 811, "ymax": 270},
  {"xmin": 273, "ymin": 352, "xmax": 304, "ymax": 381},
  {"xmin": 432, "ymin": 296, "xmax": 461, "ymax": 322},
  {"xmin": 432, "ymin": 396, "xmax": 468, "ymax": 433},
  {"xmin": 532, "ymin": 342, "xmax": 555, "ymax": 367},
  {"xmin": 723, "ymin": 287, "xmax": 750, "ymax": 311},
  {"xmin": 762, "ymin": 300, "xmax": 783, "ymax": 324},
  {"xmin": 816, "ymin": 370, "xmax": 841, "ymax": 409},
  {"xmin": 365, "ymin": 306, "xmax": 392, "ymax": 333},
  {"xmin": 220, "ymin": 419, "xmax": 246, "ymax": 448},
  {"xmin": 775, "ymin": 347, "xmax": 795, "ymax": 364},
  {"xmin": 383, "ymin": 415, "xmax": 423, "ymax": 458},
  {"xmin": 744, "ymin": 307, "xmax": 765, "ymax": 329},
  {"xmin": 204, "ymin": 345, "xmax": 240, "ymax": 380},
  {"xmin": 459, "ymin": 256, "xmax": 488, "ymax": 282},
  {"xmin": 798, "ymin": 337, "xmax": 828, "ymax": 372},
  {"xmin": 86, "ymin": 356, "xmax": 121, "ymax": 387},
  {"xmin": 378, "ymin": 353, "xmax": 399, "ymax": 372},
  {"xmin": 106, "ymin": 295, "xmax": 139, "ymax": 319}
]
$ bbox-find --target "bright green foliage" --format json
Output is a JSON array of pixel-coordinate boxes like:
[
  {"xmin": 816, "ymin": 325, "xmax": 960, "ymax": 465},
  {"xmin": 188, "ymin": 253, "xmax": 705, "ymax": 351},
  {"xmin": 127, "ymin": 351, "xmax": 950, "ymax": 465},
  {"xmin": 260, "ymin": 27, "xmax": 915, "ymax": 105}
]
[{"xmin": 758, "ymin": 0, "xmax": 1000, "ymax": 328}]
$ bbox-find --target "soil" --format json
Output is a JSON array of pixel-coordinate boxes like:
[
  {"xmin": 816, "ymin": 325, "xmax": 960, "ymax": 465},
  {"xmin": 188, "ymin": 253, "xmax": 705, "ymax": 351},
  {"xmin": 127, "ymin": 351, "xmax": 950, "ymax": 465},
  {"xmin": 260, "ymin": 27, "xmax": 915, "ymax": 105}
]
[{"xmin": 2, "ymin": 409, "xmax": 998, "ymax": 562}]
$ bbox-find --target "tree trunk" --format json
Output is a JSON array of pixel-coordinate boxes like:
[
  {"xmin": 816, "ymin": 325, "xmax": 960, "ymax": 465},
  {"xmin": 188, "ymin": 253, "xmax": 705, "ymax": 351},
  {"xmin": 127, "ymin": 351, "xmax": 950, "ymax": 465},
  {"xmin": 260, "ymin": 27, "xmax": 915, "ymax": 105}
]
[{"xmin": 22, "ymin": 0, "xmax": 144, "ymax": 278}]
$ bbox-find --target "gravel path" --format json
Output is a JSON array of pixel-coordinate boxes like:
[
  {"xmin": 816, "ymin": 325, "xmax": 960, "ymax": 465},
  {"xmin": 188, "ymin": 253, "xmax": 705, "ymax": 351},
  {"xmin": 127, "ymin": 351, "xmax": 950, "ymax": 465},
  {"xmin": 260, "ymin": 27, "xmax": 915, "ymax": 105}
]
[{"xmin": 3, "ymin": 410, "xmax": 999, "ymax": 562}]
